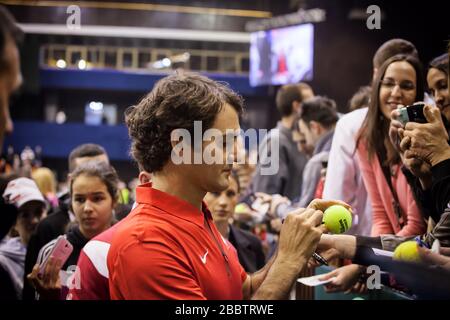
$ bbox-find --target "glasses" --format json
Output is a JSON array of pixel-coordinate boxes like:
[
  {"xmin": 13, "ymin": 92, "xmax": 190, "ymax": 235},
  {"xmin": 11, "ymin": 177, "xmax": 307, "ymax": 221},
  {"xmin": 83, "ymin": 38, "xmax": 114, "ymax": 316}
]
[{"xmin": 380, "ymin": 78, "xmax": 416, "ymax": 91}]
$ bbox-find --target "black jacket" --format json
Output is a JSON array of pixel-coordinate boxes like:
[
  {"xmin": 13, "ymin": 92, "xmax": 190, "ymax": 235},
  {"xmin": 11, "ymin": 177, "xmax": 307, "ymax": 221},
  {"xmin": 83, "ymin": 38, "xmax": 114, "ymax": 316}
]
[
  {"xmin": 63, "ymin": 226, "xmax": 89, "ymax": 270},
  {"xmin": 228, "ymin": 225, "xmax": 265, "ymax": 273}
]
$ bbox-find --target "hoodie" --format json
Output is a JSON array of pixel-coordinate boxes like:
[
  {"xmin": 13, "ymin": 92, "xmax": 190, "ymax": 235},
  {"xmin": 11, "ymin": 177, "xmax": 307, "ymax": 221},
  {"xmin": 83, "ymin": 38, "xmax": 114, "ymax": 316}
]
[{"xmin": 0, "ymin": 237, "xmax": 26, "ymax": 299}]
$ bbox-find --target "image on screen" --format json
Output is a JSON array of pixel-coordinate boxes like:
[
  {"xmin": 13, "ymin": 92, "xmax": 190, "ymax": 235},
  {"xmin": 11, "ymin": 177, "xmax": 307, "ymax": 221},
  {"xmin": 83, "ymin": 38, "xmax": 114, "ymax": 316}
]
[{"xmin": 250, "ymin": 23, "xmax": 314, "ymax": 87}]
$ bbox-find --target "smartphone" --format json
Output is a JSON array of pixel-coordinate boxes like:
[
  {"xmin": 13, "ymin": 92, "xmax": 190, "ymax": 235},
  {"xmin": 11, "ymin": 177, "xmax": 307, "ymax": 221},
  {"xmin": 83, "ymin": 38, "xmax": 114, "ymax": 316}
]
[
  {"xmin": 38, "ymin": 235, "xmax": 73, "ymax": 277},
  {"xmin": 398, "ymin": 103, "xmax": 426, "ymax": 125}
]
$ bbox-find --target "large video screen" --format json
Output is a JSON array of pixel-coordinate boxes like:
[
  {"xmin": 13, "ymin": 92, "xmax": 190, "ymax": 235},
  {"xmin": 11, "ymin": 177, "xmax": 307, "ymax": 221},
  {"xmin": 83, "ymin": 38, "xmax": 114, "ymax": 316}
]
[{"xmin": 250, "ymin": 23, "xmax": 314, "ymax": 87}]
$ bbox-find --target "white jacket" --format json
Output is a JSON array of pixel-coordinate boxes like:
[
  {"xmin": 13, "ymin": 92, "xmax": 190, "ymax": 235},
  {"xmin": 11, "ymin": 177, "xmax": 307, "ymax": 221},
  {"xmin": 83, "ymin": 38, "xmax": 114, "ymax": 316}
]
[{"xmin": 323, "ymin": 108, "xmax": 372, "ymax": 236}]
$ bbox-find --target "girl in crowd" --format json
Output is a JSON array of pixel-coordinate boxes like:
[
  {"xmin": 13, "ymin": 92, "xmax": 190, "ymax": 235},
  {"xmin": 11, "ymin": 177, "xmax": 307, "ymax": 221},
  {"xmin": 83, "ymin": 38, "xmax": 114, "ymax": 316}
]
[
  {"xmin": 204, "ymin": 171, "xmax": 265, "ymax": 273},
  {"xmin": 27, "ymin": 161, "xmax": 118, "ymax": 299},
  {"xmin": 356, "ymin": 54, "xmax": 426, "ymax": 237}
]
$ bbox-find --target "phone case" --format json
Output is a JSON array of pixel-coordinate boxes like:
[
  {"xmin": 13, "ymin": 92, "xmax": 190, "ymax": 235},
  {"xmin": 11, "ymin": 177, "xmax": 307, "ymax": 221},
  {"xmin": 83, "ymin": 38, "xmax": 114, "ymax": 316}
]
[{"xmin": 38, "ymin": 235, "xmax": 73, "ymax": 276}]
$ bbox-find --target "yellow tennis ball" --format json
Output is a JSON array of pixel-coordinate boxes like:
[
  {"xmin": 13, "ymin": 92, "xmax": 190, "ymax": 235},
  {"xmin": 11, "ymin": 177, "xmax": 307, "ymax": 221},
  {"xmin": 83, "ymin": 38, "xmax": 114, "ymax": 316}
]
[
  {"xmin": 323, "ymin": 205, "xmax": 352, "ymax": 234},
  {"xmin": 393, "ymin": 241, "xmax": 421, "ymax": 263},
  {"xmin": 235, "ymin": 203, "xmax": 248, "ymax": 214}
]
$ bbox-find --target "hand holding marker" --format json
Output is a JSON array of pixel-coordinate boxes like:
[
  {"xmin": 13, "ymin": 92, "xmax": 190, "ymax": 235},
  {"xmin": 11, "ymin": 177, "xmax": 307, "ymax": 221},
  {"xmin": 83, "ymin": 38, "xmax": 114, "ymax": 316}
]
[{"xmin": 282, "ymin": 203, "xmax": 353, "ymax": 266}]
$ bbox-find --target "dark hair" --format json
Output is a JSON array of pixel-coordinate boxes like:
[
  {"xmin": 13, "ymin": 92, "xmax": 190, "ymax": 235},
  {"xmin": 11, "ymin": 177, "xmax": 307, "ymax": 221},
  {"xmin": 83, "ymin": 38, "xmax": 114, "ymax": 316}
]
[
  {"xmin": 68, "ymin": 143, "xmax": 108, "ymax": 173},
  {"xmin": 358, "ymin": 54, "xmax": 425, "ymax": 166},
  {"xmin": 70, "ymin": 161, "xmax": 119, "ymax": 204},
  {"xmin": 429, "ymin": 53, "xmax": 448, "ymax": 76},
  {"xmin": 373, "ymin": 39, "xmax": 418, "ymax": 69},
  {"xmin": 126, "ymin": 72, "xmax": 244, "ymax": 173},
  {"xmin": 230, "ymin": 170, "xmax": 240, "ymax": 193},
  {"xmin": 0, "ymin": 6, "xmax": 23, "ymax": 71},
  {"xmin": 0, "ymin": 173, "xmax": 19, "ymax": 197},
  {"xmin": 275, "ymin": 84, "xmax": 303, "ymax": 117},
  {"xmin": 349, "ymin": 86, "xmax": 372, "ymax": 111},
  {"xmin": 299, "ymin": 96, "xmax": 339, "ymax": 129}
]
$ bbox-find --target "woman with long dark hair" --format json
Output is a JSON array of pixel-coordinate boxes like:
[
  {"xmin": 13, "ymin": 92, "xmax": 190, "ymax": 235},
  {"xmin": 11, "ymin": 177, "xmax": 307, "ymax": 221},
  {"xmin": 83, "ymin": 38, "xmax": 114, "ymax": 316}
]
[{"xmin": 356, "ymin": 54, "xmax": 426, "ymax": 236}]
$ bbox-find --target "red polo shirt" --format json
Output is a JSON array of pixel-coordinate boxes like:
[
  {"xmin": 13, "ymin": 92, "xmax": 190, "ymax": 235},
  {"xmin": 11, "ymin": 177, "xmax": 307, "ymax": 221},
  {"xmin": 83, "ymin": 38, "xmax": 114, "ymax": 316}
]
[{"xmin": 107, "ymin": 183, "xmax": 247, "ymax": 300}]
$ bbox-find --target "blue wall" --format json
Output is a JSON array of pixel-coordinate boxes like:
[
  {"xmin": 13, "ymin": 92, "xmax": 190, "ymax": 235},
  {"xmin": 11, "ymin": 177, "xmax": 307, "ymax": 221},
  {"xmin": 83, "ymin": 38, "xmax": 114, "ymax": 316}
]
[
  {"xmin": 4, "ymin": 121, "xmax": 131, "ymax": 161},
  {"xmin": 40, "ymin": 68, "xmax": 269, "ymax": 96}
]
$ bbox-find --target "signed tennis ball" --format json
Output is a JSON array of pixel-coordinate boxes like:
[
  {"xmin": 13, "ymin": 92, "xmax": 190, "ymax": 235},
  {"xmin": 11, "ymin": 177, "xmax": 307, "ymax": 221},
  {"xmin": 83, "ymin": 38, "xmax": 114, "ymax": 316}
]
[
  {"xmin": 323, "ymin": 205, "xmax": 352, "ymax": 234},
  {"xmin": 393, "ymin": 241, "xmax": 421, "ymax": 263}
]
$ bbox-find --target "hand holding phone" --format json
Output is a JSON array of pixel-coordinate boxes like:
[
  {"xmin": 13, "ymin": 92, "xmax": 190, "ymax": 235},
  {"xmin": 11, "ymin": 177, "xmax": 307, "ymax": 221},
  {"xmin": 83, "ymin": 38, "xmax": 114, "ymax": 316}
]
[
  {"xmin": 38, "ymin": 235, "xmax": 73, "ymax": 277},
  {"xmin": 398, "ymin": 103, "xmax": 427, "ymax": 125}
]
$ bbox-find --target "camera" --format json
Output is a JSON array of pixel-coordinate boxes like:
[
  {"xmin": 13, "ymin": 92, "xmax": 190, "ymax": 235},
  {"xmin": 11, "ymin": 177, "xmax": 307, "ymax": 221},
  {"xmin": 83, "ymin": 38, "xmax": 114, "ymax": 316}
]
[{"xmin": 398, "ymin": 103, "xmax": 427, "ymax": 125}]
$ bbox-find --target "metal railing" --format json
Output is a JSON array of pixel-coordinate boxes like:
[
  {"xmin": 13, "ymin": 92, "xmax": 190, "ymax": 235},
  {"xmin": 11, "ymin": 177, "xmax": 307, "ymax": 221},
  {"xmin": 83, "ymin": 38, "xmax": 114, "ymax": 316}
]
[{"xmin": 40, "ymin": 44, "xmax": 250, "ymax": 74}]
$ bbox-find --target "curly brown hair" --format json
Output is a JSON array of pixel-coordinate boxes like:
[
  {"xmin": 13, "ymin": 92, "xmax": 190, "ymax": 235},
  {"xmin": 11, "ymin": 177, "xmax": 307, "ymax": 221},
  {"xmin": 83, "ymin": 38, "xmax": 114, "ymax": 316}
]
[{"xmin": 126, "ymin": 72, "xmax": 244, "ymax": 173}]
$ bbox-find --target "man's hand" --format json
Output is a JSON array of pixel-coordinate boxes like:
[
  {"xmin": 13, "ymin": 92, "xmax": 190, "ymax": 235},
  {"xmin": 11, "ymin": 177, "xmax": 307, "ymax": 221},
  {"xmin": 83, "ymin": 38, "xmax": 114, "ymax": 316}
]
[
  {"xmin": 277, "ymin": 208, "xmax": 324, "ymax": 269},
  {"xmin": 400, "ymin": 105, "xmax": 450, "ymax": 167},
  {"xmin": 307, "ymin": 199, "xmax": 352, "ymax": 213},
  {"xmin": 311, "ymin": 234, "xmax": 357, "ymax": 267}
]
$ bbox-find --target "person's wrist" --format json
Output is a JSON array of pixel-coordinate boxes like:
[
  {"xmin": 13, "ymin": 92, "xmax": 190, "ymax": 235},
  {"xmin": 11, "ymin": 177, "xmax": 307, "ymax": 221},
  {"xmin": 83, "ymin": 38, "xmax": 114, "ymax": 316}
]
[
  {"xmin": 274, "ymin": 254, "xmax": 305, "ymax": 275},
  {"xmin": 430, "ymin": 147, "xmax": 450, "ymax": 167},
  {"xmin": 337, "ymin": 235, "xmax": 357, "ymax": 259}
]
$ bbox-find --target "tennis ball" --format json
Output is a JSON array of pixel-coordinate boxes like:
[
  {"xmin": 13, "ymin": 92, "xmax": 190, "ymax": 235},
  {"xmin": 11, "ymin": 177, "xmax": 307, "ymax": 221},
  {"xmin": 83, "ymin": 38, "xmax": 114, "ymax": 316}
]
[
  {"xmin": 393, "ymin": 241, "xmax": 421, "ymax": 263},
  {"xmin": 323, "ymin": 205, "xmax": 352, "ymax": 234},
  {"xmin": 235, "ymin": 203, "xmax": 247, "ymax": 214}
]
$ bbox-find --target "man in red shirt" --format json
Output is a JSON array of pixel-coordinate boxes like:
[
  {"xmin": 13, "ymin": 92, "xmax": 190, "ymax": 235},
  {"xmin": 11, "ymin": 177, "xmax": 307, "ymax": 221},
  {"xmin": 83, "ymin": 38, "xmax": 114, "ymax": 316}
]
[{"xmin": 107, "ymin": 73, "xmax": 338, "ymax": 300}]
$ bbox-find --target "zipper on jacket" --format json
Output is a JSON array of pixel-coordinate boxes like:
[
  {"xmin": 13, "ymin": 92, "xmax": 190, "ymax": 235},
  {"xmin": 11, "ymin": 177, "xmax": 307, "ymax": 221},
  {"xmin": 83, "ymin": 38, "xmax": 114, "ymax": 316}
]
[{"xmin": 203, "ymin": 214, "xmax": 232, "ymax": 277}]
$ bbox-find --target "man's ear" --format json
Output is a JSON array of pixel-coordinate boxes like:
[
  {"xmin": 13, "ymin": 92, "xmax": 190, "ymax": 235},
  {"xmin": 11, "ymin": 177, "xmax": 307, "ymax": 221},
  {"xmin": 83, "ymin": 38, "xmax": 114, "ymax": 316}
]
[
  {"xmin": 292, "ymin": 101, "xmax": 302, "ymax": 114},
  {"xmin": 139, "ymin": 171, "xmax": 152, "ymax": 184},
  {"xmin": 309, "ymin": 121, "xmax": 322, "ymax": 134}
]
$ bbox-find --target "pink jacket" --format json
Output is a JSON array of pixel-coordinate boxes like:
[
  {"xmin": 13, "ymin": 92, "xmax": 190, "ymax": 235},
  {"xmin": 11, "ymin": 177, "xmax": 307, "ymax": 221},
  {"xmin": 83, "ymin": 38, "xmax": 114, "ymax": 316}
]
[{"xmin": 356, "ymin": 142, "xmax": 426, "ymax": 237}]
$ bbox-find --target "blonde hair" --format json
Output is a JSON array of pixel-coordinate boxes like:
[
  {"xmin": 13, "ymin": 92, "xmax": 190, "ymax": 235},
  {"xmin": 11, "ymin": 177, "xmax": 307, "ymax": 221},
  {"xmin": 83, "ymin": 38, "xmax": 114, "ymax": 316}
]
[{"xmin": 32, "ymin": 167, "xmax": 56, "ymax": 195}]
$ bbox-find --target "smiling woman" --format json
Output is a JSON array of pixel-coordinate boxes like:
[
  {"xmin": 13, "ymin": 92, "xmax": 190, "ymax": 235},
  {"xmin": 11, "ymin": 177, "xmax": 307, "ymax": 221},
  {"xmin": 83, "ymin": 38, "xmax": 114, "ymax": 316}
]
[{"xmin": 356, "ymin": 54, "xmax": 426, "ymax": 237}]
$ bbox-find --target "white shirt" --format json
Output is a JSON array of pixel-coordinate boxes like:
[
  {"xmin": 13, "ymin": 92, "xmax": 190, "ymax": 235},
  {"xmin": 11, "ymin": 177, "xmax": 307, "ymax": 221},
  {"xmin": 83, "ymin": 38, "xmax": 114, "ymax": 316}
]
[{"xmin": 323, "ymin": 107, "xmax": 372, "ymax": 236}]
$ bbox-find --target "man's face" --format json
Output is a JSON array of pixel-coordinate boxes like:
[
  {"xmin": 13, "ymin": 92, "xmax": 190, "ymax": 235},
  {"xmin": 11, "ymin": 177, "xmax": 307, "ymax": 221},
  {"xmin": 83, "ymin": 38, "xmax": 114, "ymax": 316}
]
[
  {"xmin": 0, "ymin": 37, "xmax": 22, "ymax": 149},
  {"xmin": 298, "ymin": 119, "xmax": 317, "ymax": 150},
  {"xmin": 183, "ymin": 103, "xmax": 240, "ymax": 194}
]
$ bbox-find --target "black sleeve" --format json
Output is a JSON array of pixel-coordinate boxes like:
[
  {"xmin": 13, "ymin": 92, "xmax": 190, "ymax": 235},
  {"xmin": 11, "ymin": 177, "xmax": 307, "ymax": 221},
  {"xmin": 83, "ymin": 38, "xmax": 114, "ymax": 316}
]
[
  {"xmin": 402, "ymin": 166, "xmax": 434, "ymax": 220},
  {"xmin": 356, "ymin": 235, "xmax": 383, "ymax": 249},
  {"xmin": 0, "ymin": 201, "xmax": 18, "ymax": 241},
  {"xmin": 431, "ymin": 158, "xmax": 450, "ymax": 216},
  {"xmin": 0, "ymin": 266, "xmax": 19, "ymax": 300}
]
